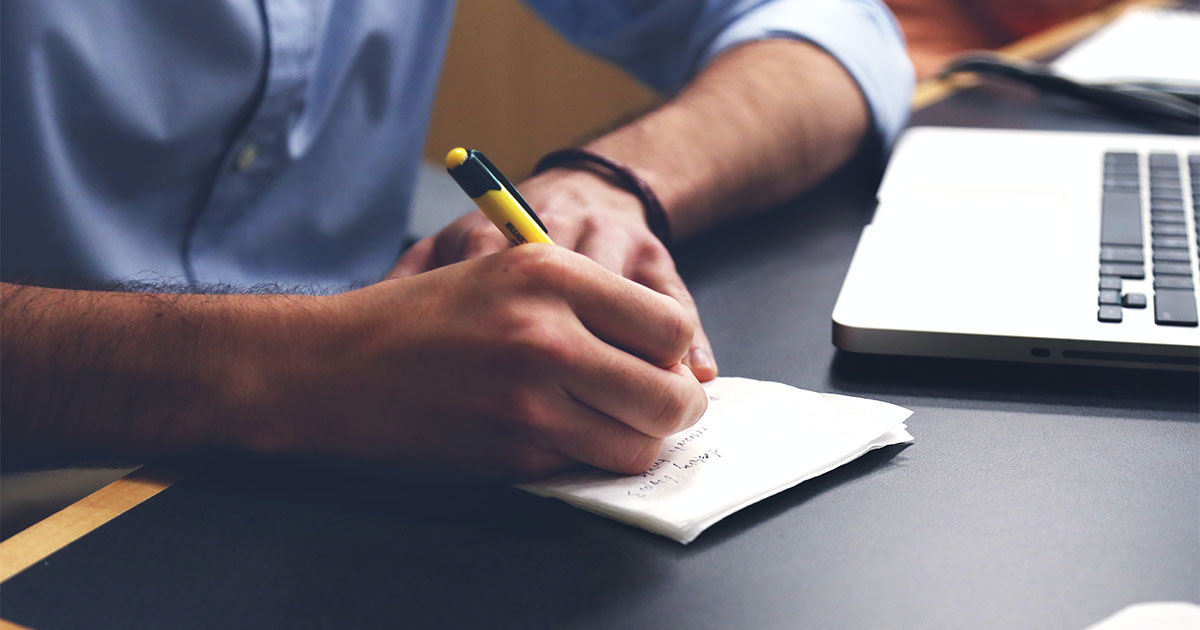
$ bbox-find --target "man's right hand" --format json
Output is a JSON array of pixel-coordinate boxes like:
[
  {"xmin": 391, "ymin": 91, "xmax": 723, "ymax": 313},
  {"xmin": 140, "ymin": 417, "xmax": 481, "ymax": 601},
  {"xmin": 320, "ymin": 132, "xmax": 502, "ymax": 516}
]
[
  {"xmin": 256, "ymin": 244, "xmax": 709, "ymax": 479},
  {"xmin": 2, "ymin": 246, "xmax": 707, "ymax": 479}
]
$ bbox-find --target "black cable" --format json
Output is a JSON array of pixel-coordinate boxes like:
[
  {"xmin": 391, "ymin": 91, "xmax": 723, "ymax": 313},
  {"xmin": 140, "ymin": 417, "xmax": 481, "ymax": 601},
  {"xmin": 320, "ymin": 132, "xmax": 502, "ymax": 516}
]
[{"xmin": 940, "ymin": 52, "xmax": 1200, "ymax": 130}]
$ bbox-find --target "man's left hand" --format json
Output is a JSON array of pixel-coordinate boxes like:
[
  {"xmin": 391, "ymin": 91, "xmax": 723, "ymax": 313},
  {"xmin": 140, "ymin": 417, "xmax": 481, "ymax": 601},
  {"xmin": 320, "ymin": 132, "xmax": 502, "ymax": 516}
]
[{"xmin": 389, "ymin": 167, "xmax": 717, "ymax": 382}]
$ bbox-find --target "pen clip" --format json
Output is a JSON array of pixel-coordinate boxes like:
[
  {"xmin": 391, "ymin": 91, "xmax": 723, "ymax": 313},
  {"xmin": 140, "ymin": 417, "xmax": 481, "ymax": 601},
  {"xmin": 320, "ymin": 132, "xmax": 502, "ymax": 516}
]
[{"xmin": 473, "ymin": 151, "xmax": 550, "ymax": 235}]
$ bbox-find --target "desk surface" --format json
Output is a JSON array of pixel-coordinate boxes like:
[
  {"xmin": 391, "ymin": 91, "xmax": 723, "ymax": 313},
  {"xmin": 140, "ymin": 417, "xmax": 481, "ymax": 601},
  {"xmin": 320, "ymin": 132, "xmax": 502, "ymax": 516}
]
[{"xmin": 3, "ymin": 40, "xmax": 1199, "ymax": 630}]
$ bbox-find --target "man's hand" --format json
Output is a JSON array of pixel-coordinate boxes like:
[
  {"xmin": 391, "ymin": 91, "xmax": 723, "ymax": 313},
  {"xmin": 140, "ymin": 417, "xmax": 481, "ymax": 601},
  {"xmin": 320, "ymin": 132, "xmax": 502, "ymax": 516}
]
[
  {"xmin": 390, "ymin": 167, "xmax": 718, "ymax": 382},
  {"xmin": 388, "ymin": 37, "xmax": 877, "ymax": 385},
  {"xmin": 262, "ymin": 245, "xmax": 708, "ymax": 479},
  {"xmin": 2, "ymin": 249, "xmax": 708, "ymax": 479}
]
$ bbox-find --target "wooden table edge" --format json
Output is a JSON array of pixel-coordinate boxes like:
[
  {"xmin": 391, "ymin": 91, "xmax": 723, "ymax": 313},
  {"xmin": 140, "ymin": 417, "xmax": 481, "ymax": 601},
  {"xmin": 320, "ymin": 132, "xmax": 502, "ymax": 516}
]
[
  {"xmin": 0, "ymin": 0, "xmax": 1162, "ymax": 590},
  {"xmin": 0, "ymin": 466, "xmax": 176, "ymax": 583},
  {"xmin": 911, "ymin": 0, "xmax": 1164, "ymax": 109}
]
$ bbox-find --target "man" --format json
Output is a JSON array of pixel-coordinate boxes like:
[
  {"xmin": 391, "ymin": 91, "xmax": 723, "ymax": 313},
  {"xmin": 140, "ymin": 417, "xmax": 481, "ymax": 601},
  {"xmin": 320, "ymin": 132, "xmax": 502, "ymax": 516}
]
[{"xmin": 1, "ymin": 1, "xmax": 912, "ymax": 478}]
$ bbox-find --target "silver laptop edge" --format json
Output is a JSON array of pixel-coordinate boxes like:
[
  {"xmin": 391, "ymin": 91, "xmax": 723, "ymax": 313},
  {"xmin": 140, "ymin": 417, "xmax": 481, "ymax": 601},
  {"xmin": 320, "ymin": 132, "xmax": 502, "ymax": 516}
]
[{"xmin": 832, "ymin": 127, "xmax": 1200, "ymax": 371}]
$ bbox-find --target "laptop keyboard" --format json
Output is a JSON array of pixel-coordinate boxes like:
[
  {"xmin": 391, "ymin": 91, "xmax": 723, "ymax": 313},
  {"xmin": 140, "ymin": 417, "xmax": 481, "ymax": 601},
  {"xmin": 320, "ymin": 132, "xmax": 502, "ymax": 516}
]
[{"xmin": 1098, "ymin": 151, "xmax": 1199, "ymax": 326}]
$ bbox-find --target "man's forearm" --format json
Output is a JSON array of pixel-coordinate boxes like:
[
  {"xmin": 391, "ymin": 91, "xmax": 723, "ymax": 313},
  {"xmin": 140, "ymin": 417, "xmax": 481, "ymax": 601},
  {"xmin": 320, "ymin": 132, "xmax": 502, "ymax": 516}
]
[
  {"xmin": 400, "ymin": 40, "xmax": 870, "ymax": 379},
  {"xmin": 0, "ymin": 282, "xmax": 316, "ymax": 462},
  {"xmin": 2, "ymin": 245, "xmax": 712, "ymax": 478},
  {"xmin": 586, "ymin": 39, "xmax": 871, "ymax": 240}
]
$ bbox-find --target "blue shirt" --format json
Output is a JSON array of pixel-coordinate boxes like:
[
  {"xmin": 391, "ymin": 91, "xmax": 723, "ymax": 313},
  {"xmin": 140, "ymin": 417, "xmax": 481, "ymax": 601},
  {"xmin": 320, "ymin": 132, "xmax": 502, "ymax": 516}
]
[{"xmin": 1, "ymin": 0, "xmax": 912, "ymax": 290}]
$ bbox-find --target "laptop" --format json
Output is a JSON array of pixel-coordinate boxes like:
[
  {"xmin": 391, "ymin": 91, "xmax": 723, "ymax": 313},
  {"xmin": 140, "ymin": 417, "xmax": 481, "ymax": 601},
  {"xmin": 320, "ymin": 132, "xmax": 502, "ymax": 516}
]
[{"xmin": 832, "ymin": 126, "xmax": 1200, "ymax": 371}]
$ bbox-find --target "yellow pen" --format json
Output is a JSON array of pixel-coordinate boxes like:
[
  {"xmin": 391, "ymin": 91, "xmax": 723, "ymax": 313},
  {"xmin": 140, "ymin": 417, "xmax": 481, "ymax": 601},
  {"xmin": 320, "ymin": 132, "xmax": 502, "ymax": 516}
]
[{"xmin": 445, "ymin": 147, "xmax": 554, "ymax": 246}]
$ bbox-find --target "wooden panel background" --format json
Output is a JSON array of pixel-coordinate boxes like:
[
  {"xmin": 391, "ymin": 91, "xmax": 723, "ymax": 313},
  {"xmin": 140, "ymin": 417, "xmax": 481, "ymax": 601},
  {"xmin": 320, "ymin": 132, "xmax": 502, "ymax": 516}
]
[{"xmin": 423, "ymin": 0, "xmax": 661, "ymax": 178}]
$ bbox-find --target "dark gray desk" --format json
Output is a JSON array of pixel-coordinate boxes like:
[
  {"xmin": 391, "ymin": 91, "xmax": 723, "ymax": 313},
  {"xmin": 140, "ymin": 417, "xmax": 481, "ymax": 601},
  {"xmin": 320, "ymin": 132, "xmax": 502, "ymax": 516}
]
[{"xmin": 2, "ymin": 83, "xmax": 1197, "ymax": 630}]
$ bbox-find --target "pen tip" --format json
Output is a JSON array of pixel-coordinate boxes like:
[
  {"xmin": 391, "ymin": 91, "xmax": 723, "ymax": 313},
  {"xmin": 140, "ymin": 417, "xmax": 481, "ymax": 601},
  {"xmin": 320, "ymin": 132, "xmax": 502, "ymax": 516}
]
[{"xmin": 445, "ymin": 147, "xmax": 468, "ymax": 170}]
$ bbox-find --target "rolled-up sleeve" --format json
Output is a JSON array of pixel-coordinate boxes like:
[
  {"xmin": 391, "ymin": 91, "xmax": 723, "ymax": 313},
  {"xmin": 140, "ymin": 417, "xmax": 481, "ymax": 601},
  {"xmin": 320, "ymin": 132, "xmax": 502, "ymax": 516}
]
[{"xmin": 526, "ymin": 0, "xmax": 914, "ymax": 149}]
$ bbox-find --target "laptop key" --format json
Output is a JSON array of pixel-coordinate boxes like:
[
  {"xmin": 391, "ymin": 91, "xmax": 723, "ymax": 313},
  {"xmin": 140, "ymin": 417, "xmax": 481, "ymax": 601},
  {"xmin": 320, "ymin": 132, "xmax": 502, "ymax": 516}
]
[
  {"xmin": 1150, "ymin": 200, "xmax": 1185, "ymax": 211},
  {"xmin": 1155, "ymin": 276, "xmax": 1195, "ymax": 290},
  {"xmin": 1154, "ymin": 249, "xmax": 1191, "ymax": 263},
  {"xmin": 1148, "ymin": 153, "xmax": 1177, "ymax": 167},
  {"xmin": 1099, "ymin": 246, "xmax": 1143, "ymax": 263},
  {"xmin": 1099, "ymin": 290, "xmax": 1121, "ymax": 305},
  {"xmin": 1105, "ymin": 183, "xmax": 1140, "ymax": 193},
  {"xmin": 1152, "ymin": 223, "xmax": 1187, "ymax": 237},
  {"xmin": 1122, "ymin": 292, "xmax": 1147, "ymax": 308},
  {"xmin": 1154, "ymin": 290, "xmax": 1199, "ymax": 326},
  {"xmin": 1098, "ymin": 305, "xmax": 1123, "ymax": 323},
  {"xmin": 1155, "ymin": 263, "xmax": 1194, "ymax": 276},
  {"xmin": 1100, "ymin": 263, "xmax": 1145, "ymax": 279},
  {"xmin": 1150, "ymin": 211, "xmax": 1186, "ymax": 225},
  {"xmin": 1152, "ymin": 236, "xmax": 1189, "ymax": 250},
  {"xmin": 1100, "ymin": 192, "xmax": 1143, "ymax": 247},
  {"xmin": 1099, "ymin": 275, "xmax": 1122, "ymax": 291}
]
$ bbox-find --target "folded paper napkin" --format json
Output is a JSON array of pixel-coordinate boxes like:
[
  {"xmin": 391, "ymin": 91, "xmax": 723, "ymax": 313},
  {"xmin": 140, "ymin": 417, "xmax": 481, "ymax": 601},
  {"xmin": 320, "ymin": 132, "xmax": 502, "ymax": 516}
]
[{"xmin": 519, "ymin": 377, "xmax": 913, "ymax": 544}]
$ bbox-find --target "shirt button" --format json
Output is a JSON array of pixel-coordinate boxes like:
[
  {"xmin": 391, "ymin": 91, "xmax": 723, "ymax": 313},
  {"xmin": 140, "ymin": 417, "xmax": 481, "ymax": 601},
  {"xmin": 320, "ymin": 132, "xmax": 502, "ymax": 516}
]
[{"xmin": 235, "ymin": 143, "xmax": 259, "ymax": 171}]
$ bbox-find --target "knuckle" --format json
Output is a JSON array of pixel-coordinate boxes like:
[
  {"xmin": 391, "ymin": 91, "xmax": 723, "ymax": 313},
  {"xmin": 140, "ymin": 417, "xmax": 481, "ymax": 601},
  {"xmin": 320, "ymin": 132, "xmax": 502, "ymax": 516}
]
[
  {"xmin": 692, "ymin": 387, "xmax": 709, "ymax": 423},
  {"xmin": 648, "ymin": 379, "xmax": 707, "ymax": 437},
  {"xmin": 491, "ymin": 298, "xmax": 538, "ymax": 333},
  {"xmin": 636, "ymin": 238, "xmax": 672, "ymax": 265},
  {"xmin": 681, "ymin": 386, "xmax": 708, "ymax": 432},
  {"xmin": 461, "ymin": 226, "xmax": 501, "ymax": 258},
  {"xmin": 431, "ymin": 232, "xmax": 457, "ymax": 260},
  {"xmin": 501, "ymin": 313, "xmax": 574, "ymax": 370},
  {"xmin": 465, "ymin": 223, "xmax": 498, "ymax": 244},
  {"xmin": 578, "ymin": 213, "xmax": 605, "ymax": 235},
  {"xmin": 542, "ymin": 213, "xmax": 574, "ymax": 235},
  {"xmin": 649, "ymin": 387, "xmax": 690, "ymax": 437},
  {"xmin": 497, "ymin": 388, "xmax": 548, "ymax": 436},
  {"xmin": 663, "ymin": 301, "xmax": 695, "ymax": 356},
  {"xmin": 502, "ymin": 244, "xmax": 572, "ymax": 286},
  {"xmin": 618, "ymin": 437, "xmax": 664, "ymax": 474}
]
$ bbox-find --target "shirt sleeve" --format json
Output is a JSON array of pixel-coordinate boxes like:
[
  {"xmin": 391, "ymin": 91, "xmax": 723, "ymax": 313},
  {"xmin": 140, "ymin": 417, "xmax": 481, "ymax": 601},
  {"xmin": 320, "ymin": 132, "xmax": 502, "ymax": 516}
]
[{"xmin": 525, "ymin": 0, "xmax": 914, "ymax": 150}]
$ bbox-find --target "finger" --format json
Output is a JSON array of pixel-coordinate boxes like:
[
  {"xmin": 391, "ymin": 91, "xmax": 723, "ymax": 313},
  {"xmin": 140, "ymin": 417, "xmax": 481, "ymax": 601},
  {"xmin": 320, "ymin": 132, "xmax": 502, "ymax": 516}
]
[
  {"xmin": 574, "ymin": 224, "xmax": 629, "ymax": 275},
  {"xmin": 430, "ymin": 218, "xmax": 509, "ymax": 267},
  {"xmin": 538, "ymin": 386, "xmax": 670, "ymax": 474},
  {"xmin": 459, "ymin": 225, "xmax": 508, "ymax": 262},
  {"xmin": 632, "ymin": 252, "xmax": 718, "ymax": 382},
  {"xmin": 539, "ymin": 250, "xmax": 692, "ymax": 368},
  {"xmin": 389, "ymin": 237, "xmax": 437, "ymax": 278},
  {"xmin": 560, "ymin": 332, "xmax": 707, "ymax": 439}
]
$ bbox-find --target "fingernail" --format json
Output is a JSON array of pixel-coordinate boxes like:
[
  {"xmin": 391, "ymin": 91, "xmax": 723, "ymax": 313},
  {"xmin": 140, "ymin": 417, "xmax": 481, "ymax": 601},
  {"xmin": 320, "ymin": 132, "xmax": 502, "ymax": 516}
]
[{"xmin": 689, "ymin": 348, "xmax": 716, "ymax": 375}]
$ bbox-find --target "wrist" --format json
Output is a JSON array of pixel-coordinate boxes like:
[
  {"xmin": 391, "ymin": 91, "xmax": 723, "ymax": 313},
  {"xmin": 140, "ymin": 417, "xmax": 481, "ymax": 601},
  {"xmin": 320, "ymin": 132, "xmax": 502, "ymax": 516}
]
[
  {"xmin": 523, "ymin": 167, "xmax": 648, "ymax": 226},
  {"xmin": 532, "ymin": 148, "xmax": 672, "ymax": 244},
  {"xmin": 216, "ymin": 293, "xmax": 339, "ymax": 457}
]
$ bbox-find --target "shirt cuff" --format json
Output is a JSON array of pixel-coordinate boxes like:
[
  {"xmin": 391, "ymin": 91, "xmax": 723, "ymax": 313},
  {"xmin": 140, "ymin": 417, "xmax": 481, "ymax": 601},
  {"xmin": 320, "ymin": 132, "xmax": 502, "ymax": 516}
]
[{"xmin": 698, "ymin": 0, "xmax": 914, "ymax": 151}]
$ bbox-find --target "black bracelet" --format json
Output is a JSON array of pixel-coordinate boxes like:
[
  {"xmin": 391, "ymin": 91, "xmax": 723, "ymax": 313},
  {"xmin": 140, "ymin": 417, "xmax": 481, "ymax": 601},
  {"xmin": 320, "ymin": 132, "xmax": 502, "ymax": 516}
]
[{"xmin": 532, "ymin": 148, "xmax": 672, "ymax": 246}]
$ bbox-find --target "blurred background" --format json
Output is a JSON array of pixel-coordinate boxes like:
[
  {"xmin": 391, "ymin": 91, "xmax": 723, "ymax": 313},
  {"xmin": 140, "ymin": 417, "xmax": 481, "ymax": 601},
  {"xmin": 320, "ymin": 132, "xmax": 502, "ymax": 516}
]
[
  {"xmin": 2, "ymin": 0, "xmax": 1179, "ymax": 541},
  {"xmin": 424, "ymin": 0, "xmax": 1143, "ymax": 178}
]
